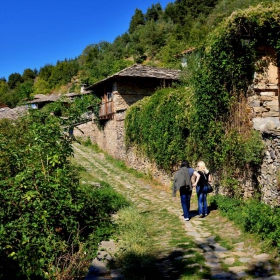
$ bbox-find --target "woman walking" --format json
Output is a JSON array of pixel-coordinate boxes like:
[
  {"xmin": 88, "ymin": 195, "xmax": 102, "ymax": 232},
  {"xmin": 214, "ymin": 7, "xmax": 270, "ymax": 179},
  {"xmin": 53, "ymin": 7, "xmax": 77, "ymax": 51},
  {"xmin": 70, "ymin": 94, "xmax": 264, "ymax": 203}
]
[{"xmin": 193, "ymin": 161, "xmax": 212, "ymax": 218}]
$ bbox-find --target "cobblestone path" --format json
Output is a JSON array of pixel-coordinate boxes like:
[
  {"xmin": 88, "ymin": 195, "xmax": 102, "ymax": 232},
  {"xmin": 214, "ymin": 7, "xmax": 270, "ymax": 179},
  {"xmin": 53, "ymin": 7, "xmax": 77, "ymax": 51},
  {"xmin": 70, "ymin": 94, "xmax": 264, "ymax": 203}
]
[{"xmin": 73, "ymin": 143, "xmax": 280, "ymax": 280}]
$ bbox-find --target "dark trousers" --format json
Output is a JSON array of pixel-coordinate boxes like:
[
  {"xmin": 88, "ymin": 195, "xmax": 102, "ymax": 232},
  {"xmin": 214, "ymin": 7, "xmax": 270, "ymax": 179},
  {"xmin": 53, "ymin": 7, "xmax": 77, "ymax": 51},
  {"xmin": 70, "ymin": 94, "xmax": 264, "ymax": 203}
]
[{"xmin": 180, "ymin": 186, "xmax": 192, "ymax": 219}]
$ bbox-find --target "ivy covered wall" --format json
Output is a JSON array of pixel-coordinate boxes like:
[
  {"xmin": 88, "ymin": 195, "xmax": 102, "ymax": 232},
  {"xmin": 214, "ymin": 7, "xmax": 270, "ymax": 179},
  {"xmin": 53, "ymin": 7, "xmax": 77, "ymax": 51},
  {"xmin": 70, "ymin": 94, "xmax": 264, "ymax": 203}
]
[{"xmin": 125, "ymin": 3, "xmax": 280, "ymax": 198}]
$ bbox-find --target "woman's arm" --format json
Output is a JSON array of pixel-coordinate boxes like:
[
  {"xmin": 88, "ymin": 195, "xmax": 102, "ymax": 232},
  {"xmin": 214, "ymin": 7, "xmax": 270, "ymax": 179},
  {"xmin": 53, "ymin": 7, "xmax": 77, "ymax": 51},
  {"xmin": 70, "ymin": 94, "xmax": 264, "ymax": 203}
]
[{"xmin": 192, "ymin": 171, "xmax": 200, "ymax": 187}]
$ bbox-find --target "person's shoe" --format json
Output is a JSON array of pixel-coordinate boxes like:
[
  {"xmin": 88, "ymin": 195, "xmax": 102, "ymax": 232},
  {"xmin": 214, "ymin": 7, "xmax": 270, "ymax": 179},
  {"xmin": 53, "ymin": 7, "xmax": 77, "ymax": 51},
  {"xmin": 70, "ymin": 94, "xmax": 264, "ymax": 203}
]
[
  {"xmin": 205, "ymin": 213, "xmax": 208, "ymax": 216},
  {"xmin": 198, "ymin": 214, "xmax": 204, "ymax": 218},
  {"xmin": 184, "ymin": 218, "xmax": 190, "ymax": 221}
]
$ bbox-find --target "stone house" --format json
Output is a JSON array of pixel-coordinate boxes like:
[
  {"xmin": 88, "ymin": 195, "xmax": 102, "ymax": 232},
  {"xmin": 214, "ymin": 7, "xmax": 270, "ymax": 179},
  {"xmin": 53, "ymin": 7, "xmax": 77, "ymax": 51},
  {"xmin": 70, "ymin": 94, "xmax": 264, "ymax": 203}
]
[
  {"xmin": 26, "ymin": 94, "xmax": 60, "ymax": 109},
  {"xmin": 74, "ymin": 64, "xmax": 181, "ymax": 185},
  {"xmin": 86, "ymin": 64, "xmax": 181, "ymax": 120},
  {"xmin": 74, "ymin": 58, "xmax": 280, "ymax": 206},
  {"xmin": 26, "ymin": 86, "xmax": 90, "ymax": 110}
]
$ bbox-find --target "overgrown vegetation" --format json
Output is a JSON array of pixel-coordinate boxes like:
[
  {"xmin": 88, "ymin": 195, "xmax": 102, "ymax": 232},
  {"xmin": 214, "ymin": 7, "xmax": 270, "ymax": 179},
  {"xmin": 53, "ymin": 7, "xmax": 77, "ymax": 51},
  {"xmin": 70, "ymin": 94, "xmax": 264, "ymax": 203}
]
[
  {"xmin": 188, "ymin": 3, "xmax": 280, "ymax": 181},
  {"xmin": 42, "ymin": 94, "xmax": 100, "ymax": 128},
  {"xmin": 0, "ymin": 111, "xmax": 128, "ymax": 279},
  {"xmin": 125, "ymin": 86, "xmax": 192, "ymax": 171},
  {"xmin": 209, "ymin": 195, "xmax": 280, "ymax": 250},
  {"xmin": 126, "ymin": 3, "xmax": 280, "ymax": 187}
]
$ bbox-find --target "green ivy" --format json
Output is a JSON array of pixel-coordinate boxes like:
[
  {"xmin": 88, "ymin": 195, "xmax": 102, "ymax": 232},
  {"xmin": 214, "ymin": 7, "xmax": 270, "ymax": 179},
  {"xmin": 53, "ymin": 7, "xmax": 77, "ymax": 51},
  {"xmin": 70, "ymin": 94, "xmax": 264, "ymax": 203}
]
[
  {"xmin": 187, "ymin": 4, "xmax": 280, "ymax": 173},
  {"xmin": 125, "ymin": 87, "xmax": 192, "ymax": 171},
  {"xmin": 125, "ymin": 4, "xmax": 280, "ymax": 184}
]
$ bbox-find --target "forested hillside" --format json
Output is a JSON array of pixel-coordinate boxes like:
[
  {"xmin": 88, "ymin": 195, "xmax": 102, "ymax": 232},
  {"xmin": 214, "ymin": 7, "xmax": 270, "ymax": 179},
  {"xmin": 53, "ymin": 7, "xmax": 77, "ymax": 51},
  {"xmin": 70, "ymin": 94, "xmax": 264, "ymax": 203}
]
[
  {"xmin": 1, "ymin": 1, "xmax": 280, "ymax": 278},
  {"xmin": 0, "ymin": 0, "xmax": 276, "ymax": 108}
]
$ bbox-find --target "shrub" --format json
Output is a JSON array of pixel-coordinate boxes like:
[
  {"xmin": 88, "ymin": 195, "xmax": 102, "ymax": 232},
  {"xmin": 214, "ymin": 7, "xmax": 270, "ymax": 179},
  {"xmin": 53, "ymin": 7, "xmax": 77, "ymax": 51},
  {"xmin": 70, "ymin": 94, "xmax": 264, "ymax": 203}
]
[
  {"xmin": 0, "ymin": 111, "xmax": 128, "ymax": 279},
  {"xmin": 210, "ymin": 195, "xmax": 280, "ymax": 248}
]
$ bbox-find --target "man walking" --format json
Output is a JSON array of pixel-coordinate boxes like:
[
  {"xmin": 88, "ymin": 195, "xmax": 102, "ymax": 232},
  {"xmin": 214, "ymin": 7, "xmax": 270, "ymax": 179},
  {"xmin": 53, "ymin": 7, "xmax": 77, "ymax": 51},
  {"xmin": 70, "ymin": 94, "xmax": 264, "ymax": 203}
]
[{"xmin": 172, "ymin": 161, "xmax": 192, "ymax": 221}]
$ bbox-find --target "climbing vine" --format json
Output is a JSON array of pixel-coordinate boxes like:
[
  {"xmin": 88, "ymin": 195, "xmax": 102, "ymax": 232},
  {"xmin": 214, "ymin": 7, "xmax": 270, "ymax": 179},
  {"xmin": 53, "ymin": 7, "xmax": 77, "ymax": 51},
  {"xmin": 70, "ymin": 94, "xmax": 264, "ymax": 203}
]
[
  {"xmin": 125, "ymin": 4, "xmax": 280, "ymax": 182},
  {"xmin": 125, "ymin": 87, "xmax": 192, "ymax": 171},
  {"xmin": 189, "ymin": 3, "xmax": 280, "ymax": 176}
]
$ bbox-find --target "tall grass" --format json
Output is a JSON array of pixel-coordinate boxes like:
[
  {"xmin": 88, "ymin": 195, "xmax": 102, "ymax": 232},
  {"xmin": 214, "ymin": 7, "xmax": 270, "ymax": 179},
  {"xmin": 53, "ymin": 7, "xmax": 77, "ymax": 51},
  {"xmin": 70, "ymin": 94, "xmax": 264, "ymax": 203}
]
[
  {"xmin": 209, "ymin": 195, "xmax": 280, "ymax": 251},
  {"xmin": 112, "ymin": 206, "xmax": 161, "ymax": 279}
]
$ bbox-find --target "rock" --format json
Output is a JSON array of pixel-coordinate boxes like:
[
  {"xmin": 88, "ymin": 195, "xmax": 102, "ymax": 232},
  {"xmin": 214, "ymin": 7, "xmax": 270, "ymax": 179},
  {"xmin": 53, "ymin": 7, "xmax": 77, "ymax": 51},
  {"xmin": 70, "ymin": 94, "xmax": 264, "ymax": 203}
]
[{"xmin": 86, "ymin": 259, "xmax": 109, "ymax": 277}]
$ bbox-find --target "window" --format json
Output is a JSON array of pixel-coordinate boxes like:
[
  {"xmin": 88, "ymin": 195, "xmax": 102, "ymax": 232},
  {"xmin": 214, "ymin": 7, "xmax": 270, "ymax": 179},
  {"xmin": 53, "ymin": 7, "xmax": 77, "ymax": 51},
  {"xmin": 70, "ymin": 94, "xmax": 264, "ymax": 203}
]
[
  {"xmin": 181, "ymin": 57, "xmax": 187, "ymax": 68},
  {"xmin": 107, "ymin": 92, "xmax": 113, "ymax": 101},
  {"xmin": 112, "ymin": 82, "xmax": 117, "ymax": 92}
]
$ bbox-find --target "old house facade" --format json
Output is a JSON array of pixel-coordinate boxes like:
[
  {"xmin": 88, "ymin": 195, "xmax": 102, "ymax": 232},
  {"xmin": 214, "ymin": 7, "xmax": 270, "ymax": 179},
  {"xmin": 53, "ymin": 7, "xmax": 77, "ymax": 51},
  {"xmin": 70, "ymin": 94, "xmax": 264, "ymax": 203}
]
[
  {"xmin": 74, "ymin": 59, "xmax": 280, "ymax": 206},
  {"xmin": 74, "ymin": 64, "xmax": 181, "ymax": 185}
]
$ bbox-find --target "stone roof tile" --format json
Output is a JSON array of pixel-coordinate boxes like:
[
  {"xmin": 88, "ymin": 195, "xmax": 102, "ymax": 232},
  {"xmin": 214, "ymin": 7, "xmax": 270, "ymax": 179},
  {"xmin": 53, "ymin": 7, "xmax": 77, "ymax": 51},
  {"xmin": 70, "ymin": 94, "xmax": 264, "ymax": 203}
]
[
  {"xmin": 0, "ymin": 106, "xmax": 28, "ymax": 120},
  {"xmin": 86, "ymin": 64, "xmax": 181, "ymax": 90}
]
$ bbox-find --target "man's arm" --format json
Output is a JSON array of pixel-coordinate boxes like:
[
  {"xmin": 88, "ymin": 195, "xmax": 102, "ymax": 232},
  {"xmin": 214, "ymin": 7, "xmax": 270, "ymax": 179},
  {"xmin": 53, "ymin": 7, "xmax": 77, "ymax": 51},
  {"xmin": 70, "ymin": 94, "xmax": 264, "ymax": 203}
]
[{"xmin": 172, "ymin": 181, "xmax": 176, "ymax": 197}]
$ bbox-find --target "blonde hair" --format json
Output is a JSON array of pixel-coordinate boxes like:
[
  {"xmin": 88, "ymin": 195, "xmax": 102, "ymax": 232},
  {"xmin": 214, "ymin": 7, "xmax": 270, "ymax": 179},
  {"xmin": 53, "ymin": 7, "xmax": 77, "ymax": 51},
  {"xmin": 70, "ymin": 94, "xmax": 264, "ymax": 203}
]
[{"xmin": 197, "ymin": 161, "xmax": 209, "ymax": 174}]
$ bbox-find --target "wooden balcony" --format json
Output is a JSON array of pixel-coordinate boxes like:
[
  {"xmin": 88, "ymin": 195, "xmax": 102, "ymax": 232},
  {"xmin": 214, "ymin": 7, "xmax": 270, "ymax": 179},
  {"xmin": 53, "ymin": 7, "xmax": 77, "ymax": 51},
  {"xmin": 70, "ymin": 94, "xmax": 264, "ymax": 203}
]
[{"xmin": 99, "ymin": 100, "xmax": 114, "ymax": 120}]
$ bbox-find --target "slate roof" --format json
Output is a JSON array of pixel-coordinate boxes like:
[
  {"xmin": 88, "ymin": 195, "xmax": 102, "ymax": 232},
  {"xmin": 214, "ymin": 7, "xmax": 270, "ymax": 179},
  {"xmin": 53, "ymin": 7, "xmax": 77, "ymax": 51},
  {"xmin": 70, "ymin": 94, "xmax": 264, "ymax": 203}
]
[
  {"xmin": 65, "ymin": 91, "xmax": 91, "ymax": 98},
  {"xmin": 0, "ymin": 106, "xmax": 28, "ymax": 120},
  {"xmin": 86, "ymin": 64, "xmax": 181, "ymax": 90},
  {"xmin": 26, "ymin": 94, "xmax": 61, "ymax": 104},
  {"xmin": 174, "ymin": 47, "xmax": 196, "ymax": 58}
]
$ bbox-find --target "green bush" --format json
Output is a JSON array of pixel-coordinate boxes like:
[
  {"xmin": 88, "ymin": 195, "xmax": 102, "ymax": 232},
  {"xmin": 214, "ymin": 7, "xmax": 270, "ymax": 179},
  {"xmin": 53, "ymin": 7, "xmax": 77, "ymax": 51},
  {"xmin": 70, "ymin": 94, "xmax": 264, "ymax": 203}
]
[
  {"xmin": 125, "ymin": 86, "xmax": 192, "ymax": 171},
  {"xmin": 0, "ymin": 111, "xmax": 128, "ymax": 279},
  {"xmin": 210, "ymin": 195, "xmax": 280, "ymax": 248}
]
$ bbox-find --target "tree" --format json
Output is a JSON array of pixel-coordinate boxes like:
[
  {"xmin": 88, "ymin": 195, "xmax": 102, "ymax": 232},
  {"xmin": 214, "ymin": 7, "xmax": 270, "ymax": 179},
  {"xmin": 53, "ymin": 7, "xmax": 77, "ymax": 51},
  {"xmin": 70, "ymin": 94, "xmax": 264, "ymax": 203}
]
[
  {"xmin": 13, "ymin": 80, "xmax": 34, "ymax": 103},
  {"xmin": 7, "ymin": 73, "xmax": 22, "ymax": 89},
  {"xmin": 129, "ymin": 8, "xmax": 145, "ymax": 33},
  {"xmin": 0, "ymin": 80, "xmax": 9, "ymax": 105},
  {"xmin": 22, "ymin": 68, "xmax": 36, "ymax": 82},
  {"xmin": 38, "ymin": 64, "xmax": 55, "ymax": 81},
  {"xmin": 33, "ymin": 77, "xmax": 51, "ymax": 95},
  {"xmin": 145, "ymin": 3, "xmax": 163, "ymax": 21},
  {"xmin": 112, "ymin": 33, "xmax": 131, "ymax": 59},
  {"xmin": 49, "ymin": 59, "xmax": 79, "ymax": 88}
]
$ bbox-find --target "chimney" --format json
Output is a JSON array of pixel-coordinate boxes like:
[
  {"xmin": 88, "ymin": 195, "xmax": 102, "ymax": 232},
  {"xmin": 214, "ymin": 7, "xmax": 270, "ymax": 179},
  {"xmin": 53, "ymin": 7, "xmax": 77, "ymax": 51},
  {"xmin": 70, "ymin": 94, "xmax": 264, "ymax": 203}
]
[{"xmin": 81, "ymin": 84, "xmax": 87, "ymax": 93}]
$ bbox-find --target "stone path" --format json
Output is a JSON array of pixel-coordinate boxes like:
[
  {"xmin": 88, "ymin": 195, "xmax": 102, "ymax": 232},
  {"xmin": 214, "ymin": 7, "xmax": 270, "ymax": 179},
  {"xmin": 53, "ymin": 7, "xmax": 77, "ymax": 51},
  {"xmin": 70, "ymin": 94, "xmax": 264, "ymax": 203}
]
[{"xmin": 73, "ymin": 143, "xmax": 280, "ymax": 280}]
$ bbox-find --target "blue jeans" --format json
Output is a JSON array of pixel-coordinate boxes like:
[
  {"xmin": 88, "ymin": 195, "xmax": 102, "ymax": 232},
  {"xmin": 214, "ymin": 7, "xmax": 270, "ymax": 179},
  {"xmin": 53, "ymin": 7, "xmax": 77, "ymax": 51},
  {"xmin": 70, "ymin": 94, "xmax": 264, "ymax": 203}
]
[
  {"xmin": 180, "ymin": 192, "xmax": 192, "ymax": 219},
  {"xmin": 196, "ymin": 185, "xmax": 208, "ymax": 215}
]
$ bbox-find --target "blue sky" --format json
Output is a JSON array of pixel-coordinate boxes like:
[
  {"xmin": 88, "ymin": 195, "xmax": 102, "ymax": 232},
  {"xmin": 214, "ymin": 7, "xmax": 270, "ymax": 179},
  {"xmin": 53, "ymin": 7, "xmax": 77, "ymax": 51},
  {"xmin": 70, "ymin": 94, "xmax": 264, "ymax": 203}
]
[{"xmin": 0, "ymin": 0, "xmax": 172, "ymax": 80}]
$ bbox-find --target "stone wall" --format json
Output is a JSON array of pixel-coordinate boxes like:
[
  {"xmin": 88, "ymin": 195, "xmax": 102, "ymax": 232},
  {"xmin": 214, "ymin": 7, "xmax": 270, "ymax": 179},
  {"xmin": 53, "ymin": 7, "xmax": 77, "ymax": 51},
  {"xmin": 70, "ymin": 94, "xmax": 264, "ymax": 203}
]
[
  {"xmin": 244, "ymin": 53, "xmax": 280, "ymax": 206},
  {"xmin": 74, "ymin": 116, "xmax": 280, "ymax": 206},
  {"xmin": 247, "ymin": 55, "xmax": 280, "ymax": 131},
  {"xmin": 74, "ymin": 55, "xmax": 280, "ymax": 205},
  {"xmin": 258, "ymin": 130, "xmax": 280, "ymax": 206},
  {"xmin": 74, "ymin": 115, "xmax": 173, "ymax": 188},
  {"xmin": 123, "ymin": 145, "xmax": 173, "ymax": 187}
]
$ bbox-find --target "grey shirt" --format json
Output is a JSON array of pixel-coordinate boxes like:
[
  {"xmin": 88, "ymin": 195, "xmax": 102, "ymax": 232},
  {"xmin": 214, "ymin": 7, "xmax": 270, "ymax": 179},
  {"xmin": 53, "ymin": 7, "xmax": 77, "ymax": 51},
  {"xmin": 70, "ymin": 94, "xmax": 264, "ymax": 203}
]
[{"xmin": 172, "ymin": 166, "xmax": 191, "ymax": 197}]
